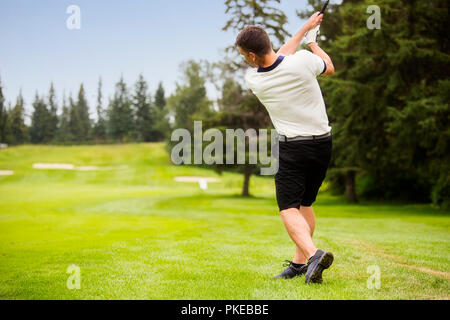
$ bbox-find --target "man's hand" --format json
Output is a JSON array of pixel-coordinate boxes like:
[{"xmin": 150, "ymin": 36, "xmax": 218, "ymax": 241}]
[
  {"xmin": 305, "ymin": 25, "xmax": 320, "ymax": 44},
  {"xmin": 304, "ymin": 12, "xmax": 323, "ymax": 31},
  {"xmin": 276, "ymin": 12, "xmax": 323, "ymax": 56},
  {"xmin": 304, "ymin": 12, "xmax": 323, "ymax": 44}
]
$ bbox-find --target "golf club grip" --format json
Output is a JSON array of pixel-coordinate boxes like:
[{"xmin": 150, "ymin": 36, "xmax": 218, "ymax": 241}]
[{"xmin": 320, "ymin": 0, "xmax": 330, "ymax": 14}]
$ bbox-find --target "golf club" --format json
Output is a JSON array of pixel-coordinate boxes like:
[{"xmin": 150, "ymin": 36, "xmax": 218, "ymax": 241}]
[{"xmin": 320, "ymin": 0, "xmax": 330, "ymax": 15}]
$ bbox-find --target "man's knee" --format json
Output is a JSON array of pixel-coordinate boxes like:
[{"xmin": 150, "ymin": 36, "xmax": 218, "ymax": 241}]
[{"xmin": 280, "ymin": 207, "xmax": 300, "ymax": 216}]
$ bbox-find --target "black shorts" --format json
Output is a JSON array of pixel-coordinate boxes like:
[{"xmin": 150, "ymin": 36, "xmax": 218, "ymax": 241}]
[{"xmin": 275, "ymin": 135, "xmax": 332, "ymax": 211}]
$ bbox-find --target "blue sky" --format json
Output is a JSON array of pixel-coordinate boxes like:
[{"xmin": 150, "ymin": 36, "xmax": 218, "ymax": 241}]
[{"xmin": 0, "ymin": 0, "xmax": 311, "ymax": 119}]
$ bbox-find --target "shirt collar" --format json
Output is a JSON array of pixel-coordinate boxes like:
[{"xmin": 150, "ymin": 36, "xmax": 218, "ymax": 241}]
[{"xmin": 257, "ymin": 55, "xmax": 285, "ymax": 73}]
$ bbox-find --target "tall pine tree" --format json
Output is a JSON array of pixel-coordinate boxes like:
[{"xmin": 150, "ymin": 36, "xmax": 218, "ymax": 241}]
[
  {"xmin": 57, "ymin": 93, "xmax": 73, "ymax": 143},
  {"xmin": 76, "ymin": 84, "xmax": 91, "ymax": 142},
  {"xmin": 108, "ymin": 77, "xmax": 134, "ymax": 142},
  {"xmin": 93, "ymin": 78, "xmax": 107, "ymax": 141},
  {"xmin": 154, "ymin": 82, "xmax": 166, "ymax": 110},
  {"xmin": 68, "ymin": 94, "xmax": 81, "ymax": 143},
  {"xmin": 133, "ymin": 74, "xmax": 154, "ymax": 142},
  {"xmin": 0, "ymin": 78, "xmax": 9, "ymax": 144},
  {"xmin": 8, "ymin": 91, "xmax": 28, "ymax": 144},
  {"xmin": 30, "ymin": 93, "xmax": 51, "ymax": 144},
  {"xmin": 47, "ymin": 83, "xmax": 59, "ymax": 142},
  {"xmin": 153, "ymin": 82, "xmax": 170, "ymax": 141}
]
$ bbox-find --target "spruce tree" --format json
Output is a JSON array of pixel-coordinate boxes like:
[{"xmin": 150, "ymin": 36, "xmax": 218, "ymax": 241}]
[
  {"xmin": 153, "ymin": 82, "xmax": 169, "ymax": 141},
  {"xmin": 76, "ymin": 84, "xmax": 91, "ymax": 142},
  {"xmin": 107, "ymin": 77, "xmax": 134, "ymax": 142},
  {"xmin": 57, "ymin": 93, "xmax": 73, "ymax": 143},
  {"xmin": 133, "ymin": 74, "xmax": 154, "ymax": 142},
  {"xmin": 0, "ymin": 78, "xmax": 9, "ymax": 144},
  {"xmin": 30, "ymin": 93, "xmax": 51, "ymax": 144},
  {"xmin": 8, "ymin": 91, "xmax": 28, "ymax": 144},
  {"xmin": 47, "ymin": 83, "xmax": 59, "ymax": 142},
  {"xmin": 93, "ymin": 78, "xmax": 107, "ymax": 141},
  {"xmin": 68, "ymin": 94, "xmax": 80, "ymax": 143},
  {"xmin": 154, "ymin": 82, "xmax": 166, "ymax": 111}
]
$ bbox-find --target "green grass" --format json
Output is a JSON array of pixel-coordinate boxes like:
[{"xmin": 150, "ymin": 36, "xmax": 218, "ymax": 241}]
[{"xmin": 0, "ymin": 143, "xmax": 448, "ymax": 300}]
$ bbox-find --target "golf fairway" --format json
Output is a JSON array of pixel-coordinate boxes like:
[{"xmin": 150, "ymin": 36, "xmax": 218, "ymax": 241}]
[{"xmin": 0, "ymin": 143, "xmax": 448, "ymax": 299}]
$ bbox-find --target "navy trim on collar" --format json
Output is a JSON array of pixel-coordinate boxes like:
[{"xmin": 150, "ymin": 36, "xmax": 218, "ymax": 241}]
[{"xmin": 257, "ymin": 55, "xmax": 285, "ymax": 72}]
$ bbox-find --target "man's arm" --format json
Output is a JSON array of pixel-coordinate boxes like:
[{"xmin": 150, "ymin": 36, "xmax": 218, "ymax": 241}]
[
  {"xmin": 308, "ymin": 42, "xmax": 335, "ymax": 76},
  {"xmin": 277, "ymin": 12, "xmax": 323, "ymax": 56}
]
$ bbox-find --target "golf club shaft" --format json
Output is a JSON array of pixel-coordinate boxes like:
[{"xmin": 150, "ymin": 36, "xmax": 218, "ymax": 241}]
[{"xmin": 320, "ymin": 0, "xmax": 330, "ymax": 14}]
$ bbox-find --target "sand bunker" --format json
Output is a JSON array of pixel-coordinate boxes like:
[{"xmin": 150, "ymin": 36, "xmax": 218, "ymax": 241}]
[
  {"xmin": 0, "ymin": 170, "xmax": 14, "ymax": 176},
  {"xmin": 33, "ymin": 163, "xmax": 128, "ymax": 171},
  {"xmin": 76, "ymin": 165, "xmax": 128, "ymax": 171},
  {"xmin": 33, "ymin": 163, "xmax": 75, "ymax": 170}
]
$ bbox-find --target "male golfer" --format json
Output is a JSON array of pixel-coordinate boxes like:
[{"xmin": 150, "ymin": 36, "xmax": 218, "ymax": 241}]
[{"xmin": 235, "ymin": 12, "xmax": 335, "ymax": 283}]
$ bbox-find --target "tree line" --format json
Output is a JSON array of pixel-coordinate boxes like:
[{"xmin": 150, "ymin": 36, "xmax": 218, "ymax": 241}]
[{"xmin": 0, "ymin": 75, "xmax": 170, "ymax": 145}]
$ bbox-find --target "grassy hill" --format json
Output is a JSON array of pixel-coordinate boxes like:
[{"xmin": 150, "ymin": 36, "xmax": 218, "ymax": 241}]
[{"xmin": 0, "ymin": 143, "xmax": 448, "ymax": 299}]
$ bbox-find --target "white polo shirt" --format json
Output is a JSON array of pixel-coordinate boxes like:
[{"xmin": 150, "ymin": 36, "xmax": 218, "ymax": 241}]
[{"xmin": 245, "ymin": 50, "xmax": 331, "ymax": 138}]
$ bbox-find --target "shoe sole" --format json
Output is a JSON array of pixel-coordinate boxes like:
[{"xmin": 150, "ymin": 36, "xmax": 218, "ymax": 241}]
[
  {"xmin": 305, "ymin": 251, "xmax": 334, "ymax": 284},
  {"xmin": 273, "ymin": 273, "xmax": 306, "ymax": 279},
  {"xmin": 273, "ymin": 275, "xmax": 297, "ymax": 279}
]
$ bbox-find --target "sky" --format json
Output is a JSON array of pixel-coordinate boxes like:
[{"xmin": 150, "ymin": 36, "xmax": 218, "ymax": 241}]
[{"xmin": 0, "ymin": 0, "xmax": 312, "ymax": 120}]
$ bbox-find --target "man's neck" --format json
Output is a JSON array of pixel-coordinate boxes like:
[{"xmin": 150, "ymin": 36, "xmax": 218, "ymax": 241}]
[{"xmin": 260, "ymin": 51, "xmax": 279, "ymax": 68}]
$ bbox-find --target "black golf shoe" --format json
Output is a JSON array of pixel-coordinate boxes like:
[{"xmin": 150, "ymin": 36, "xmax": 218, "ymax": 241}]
[
  {"xmin": 273, "ymin": 260, "xmax": 307, "ymax": 279},
  {"xmin": 304, "ymin": 250, "xmax": 334, "ymax": 284}
]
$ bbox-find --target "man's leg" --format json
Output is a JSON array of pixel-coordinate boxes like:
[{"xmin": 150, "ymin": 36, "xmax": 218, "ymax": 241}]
[
  {"xmin": 280, "ymin": 208, "xmax": 317, "ymax": 261},
  {"xmin": 292, "ymin": 206, "xmax": 316, "ymax": 264}
]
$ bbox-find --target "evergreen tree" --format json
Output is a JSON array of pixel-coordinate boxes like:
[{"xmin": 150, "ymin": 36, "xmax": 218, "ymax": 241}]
[
  {"xmin": 153, "ymin": 82, "xmax": 170, "ymax": 141},
  {"xmin": 0, "ymin": 78, "xmax": 9, "ymax": 143},
  {"xmin": 47, "ymin": 83, "xmax": 59, "ymax": 142},
  {"xmin": 68, "ymin": 94, "xmax": 81, "ymax": 143},
  {"xmin": 93, "ymin": 78, "xmax": 107, "ymax": 141},
  {"xmin": 30, "ymin": 93, "xmax": 51, "ymax": 144},
  {"xmin": 57, "ymin": 93, "xmax": 73, "ymax": 143},
  {"xmin": 107, "ymin": 77, "xmax": 134, "ymax": 142},
  {"xmin": 133, "ymin": 74, "xmax": 154, "ymax": 142},
  {"xmin": 154, "ymin": 82, "xmax": 166, "ymax": 111},
  {"xmin": 76, "ymin": 84, "xmax": 91, "ymax": 142},
  {"xmin": 8, "ymin": 91, "xmax": 28, "ymax": 144},
  {"xmin": 67, "ymin": 84, "xmax": 91, "ymax": 143}
]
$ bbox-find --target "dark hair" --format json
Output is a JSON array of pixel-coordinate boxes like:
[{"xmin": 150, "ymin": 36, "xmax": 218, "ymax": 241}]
[{"xmin": 235, "ymin": 26, "xmax": 272, "ymax": 57}]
